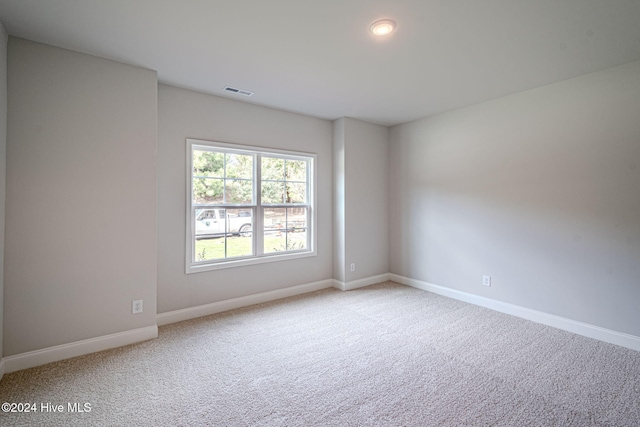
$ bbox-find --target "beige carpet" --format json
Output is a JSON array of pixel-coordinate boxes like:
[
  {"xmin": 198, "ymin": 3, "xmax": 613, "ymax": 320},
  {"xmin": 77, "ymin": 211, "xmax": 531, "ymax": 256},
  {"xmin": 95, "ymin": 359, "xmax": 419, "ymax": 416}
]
[{"xmin": 1, "ymin": 281, "xmax": 639, "ymax": 426}]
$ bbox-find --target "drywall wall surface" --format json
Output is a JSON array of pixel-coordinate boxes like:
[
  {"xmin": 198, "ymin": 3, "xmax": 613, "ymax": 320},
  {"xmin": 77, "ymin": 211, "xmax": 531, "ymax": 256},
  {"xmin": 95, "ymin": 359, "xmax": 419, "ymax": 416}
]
[
  {"xmin": 333, "ymin": 118, "xmax": 346, "ymax": 282},
  {"xmin": 389, "ymin": 60, "xmax": 640, "ymax": 336},
  {"xmin": 157, "ymin": 84, "xmax": 333, "ymax": 313},
  {"xmin": 342, "ymin": 118, "xmax": 389, "ymax": 282},
  {"xmin": 0, "ymin": 24, "xmax": 7, "ymax": 360},
  {"xmin": 5, "ymin": 38, "xmax": 158, "ymax": 356}
]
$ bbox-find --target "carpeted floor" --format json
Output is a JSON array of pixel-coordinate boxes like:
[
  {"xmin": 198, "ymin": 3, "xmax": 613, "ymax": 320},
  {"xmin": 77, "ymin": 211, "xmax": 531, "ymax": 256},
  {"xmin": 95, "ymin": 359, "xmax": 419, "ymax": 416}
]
[{"xmin": 1, "ymin": 281, "xmax": 639, "ymax": 426}]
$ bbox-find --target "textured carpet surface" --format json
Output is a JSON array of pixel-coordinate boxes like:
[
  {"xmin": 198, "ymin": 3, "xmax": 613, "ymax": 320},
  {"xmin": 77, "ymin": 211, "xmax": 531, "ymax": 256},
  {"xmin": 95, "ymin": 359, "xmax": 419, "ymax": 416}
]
[{"xmin": 1, "ymin": 282, "xmax": 639, "ymax": 426}]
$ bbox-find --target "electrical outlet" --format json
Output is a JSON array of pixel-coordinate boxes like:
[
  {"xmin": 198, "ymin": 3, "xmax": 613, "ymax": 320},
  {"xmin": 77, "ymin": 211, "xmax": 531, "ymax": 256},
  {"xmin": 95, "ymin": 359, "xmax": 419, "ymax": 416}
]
[
  {"xmin": 482, "ymin": 275, "xmax": 491, "ymax": 287},
  {"xmin": 132, "ymin": 299, "xmax": 143, "ymax": 314},
  {"xmin": 350, "ymin": 263, "xmax": 356, "ymax": 272}
]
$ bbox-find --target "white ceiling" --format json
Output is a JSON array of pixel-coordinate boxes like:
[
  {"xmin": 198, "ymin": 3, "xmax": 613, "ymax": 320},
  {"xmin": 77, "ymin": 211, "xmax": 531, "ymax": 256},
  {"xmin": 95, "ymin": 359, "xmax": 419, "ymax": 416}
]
[{"xmin": 1, "ymin": 0, "xmax": 639, "ymax": 126}]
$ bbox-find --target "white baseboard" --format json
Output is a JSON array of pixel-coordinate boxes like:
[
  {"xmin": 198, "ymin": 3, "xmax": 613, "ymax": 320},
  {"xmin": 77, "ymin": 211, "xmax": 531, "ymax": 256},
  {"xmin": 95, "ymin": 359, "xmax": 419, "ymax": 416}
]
[
  {"xmin": 390, "ymin": 273, "xmax": 640, "ymax": 352},
  {"xmin": 2, "ymin": 325, "xmax": 158, "ymax": 374},
  {"xmin": 5, "ymin": 274, "xmax": 635, "ymax": 376},
  {"xmin": 157, "ymin": 279, "xmax": 334, "ymax": 326},
  {"xmin": 333, "ymin": 273, "xmax": 391, "ymax": 291}
]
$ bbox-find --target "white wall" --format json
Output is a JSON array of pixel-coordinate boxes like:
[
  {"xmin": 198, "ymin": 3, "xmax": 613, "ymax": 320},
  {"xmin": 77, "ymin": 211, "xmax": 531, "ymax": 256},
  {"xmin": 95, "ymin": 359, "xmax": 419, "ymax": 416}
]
[
  {"xmin": 157, "ymin": 84, "xmax": 333, "ymax": 314},
  {"xmin": 0, "ymin": 23, "xmax": 8, "ymax": 365},
  {"xmin": 4, "ymin": 38, "xmax": 158, "ymax": 356},
  {"xmin": 334, "ymin": 118, "xmax": 389, "ymax": 285},
  {"xmin": 390, "ymin": 60, "xmax": 640, "ymax": 337}
]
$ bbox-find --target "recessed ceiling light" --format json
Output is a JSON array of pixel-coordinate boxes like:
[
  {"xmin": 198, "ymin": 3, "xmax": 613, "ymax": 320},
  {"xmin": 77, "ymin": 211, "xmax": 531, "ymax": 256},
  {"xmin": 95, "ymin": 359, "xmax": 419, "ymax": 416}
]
[{"xmin": 370, "ymin": 19, "xmax": 396, "ymax": 36}]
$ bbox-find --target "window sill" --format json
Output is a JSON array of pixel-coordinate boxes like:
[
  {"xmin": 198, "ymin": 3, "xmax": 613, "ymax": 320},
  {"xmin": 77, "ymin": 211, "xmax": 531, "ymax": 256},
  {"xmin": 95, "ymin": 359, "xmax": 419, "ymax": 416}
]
[{"xmin": 186, "ymin": 249, "xmax": 316, "ymax": 274}]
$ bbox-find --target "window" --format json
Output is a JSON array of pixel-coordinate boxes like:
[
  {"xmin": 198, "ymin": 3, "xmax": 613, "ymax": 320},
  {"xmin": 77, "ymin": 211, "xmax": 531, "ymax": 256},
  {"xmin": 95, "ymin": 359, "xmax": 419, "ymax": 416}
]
[{"xmin": 187, "ymin": 138, "xmax": 315, "ymax": 273}]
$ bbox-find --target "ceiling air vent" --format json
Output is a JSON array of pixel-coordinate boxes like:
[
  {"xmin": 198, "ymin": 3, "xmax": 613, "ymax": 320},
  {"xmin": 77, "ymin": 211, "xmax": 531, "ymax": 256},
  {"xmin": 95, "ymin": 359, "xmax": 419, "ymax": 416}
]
[{"xmin": 224, "ymin": 86, "xmax": 254, "ymax": 97}]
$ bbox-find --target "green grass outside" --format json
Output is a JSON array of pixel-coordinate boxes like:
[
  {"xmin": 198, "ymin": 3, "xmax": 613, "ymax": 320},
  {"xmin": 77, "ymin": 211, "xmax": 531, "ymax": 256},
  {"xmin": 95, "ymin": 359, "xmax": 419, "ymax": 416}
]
[{"xmin": 196, "ymin": 233, "xmax": 306, "ymax": 261}]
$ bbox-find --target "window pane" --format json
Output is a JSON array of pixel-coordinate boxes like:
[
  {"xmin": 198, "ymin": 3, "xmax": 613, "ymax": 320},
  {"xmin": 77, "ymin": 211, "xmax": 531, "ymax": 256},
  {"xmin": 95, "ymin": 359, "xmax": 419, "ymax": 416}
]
[
  {"xmin": 195, "ymin": 238, "xmax": 220, "ymax": 262},
  {"xmin": 263, "ymin": 207, "xmax": 307, "ymax": 253},
  {"xmin": 198, "ymin": 238, "xmax": 237, "ymax": 261},
  {"xmin": 224, "ymin": 235, "xmax": 253, "ymax": 258},
  {"xmin": 285, "ymin": 183, "xmax": 306, "ymax": 204},
  {"xmin": 262, "ymin": 157, "xmax": 285, "ymax": 181},
  {"xmin": 286, "ymin": 207, "xmax": 308, "ymax": 251},
  {"xmin": 265, "ymin": 232, "xmax": 286, "ymax": 253},
  {"xmin": 193, "ymin": 177, "xmax": 223, "ymax": 204},
  {"xmin": 220, "ymin": 208, "xmax": 253, "ymax": 258},
  {"xmin": 261, "ymin": 181, "xmax": 285, "ymax": 204},
  {"xmin": 286, "ymin": 231, "xmax": 307, "ymax": 251},
  {"xmin": 194, "ymin": 208, "xmax": 253, "ymax": 261},
  {"xmin": 226, "ymin": 153, "xmax": 253, "ymax": 179},
  {"xmin": 194, "ymin": 208, "xmax": 224, "ymax": 261},
  {"xmin": 193, "ymin": 150, "xmax": 224, "ymax": 178},
  {"xmin": 286, "ymin": 159, "xmax": 307, "ymax": 182},
  {"xmin": 225, "ymin": 179, "xmax": 253, "ymax": 204},
  {"xmin": 264, "ymin": 208, "xmax": 286, "ymax": 253}
]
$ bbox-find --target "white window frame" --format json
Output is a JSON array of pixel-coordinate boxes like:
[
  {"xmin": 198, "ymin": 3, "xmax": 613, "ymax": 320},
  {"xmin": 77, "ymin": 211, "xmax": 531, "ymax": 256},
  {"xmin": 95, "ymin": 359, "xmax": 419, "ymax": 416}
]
[{"xmin": 186, "ymin": 138, "xmax": 316, "ymax": 274}]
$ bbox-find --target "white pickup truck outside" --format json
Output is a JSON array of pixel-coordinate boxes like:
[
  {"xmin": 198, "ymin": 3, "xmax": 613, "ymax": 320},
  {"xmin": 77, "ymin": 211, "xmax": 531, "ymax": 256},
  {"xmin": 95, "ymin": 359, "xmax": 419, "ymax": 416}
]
[{"xmin": 195, "ymin": 209, "xmax": 252, "ymax": 239}]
